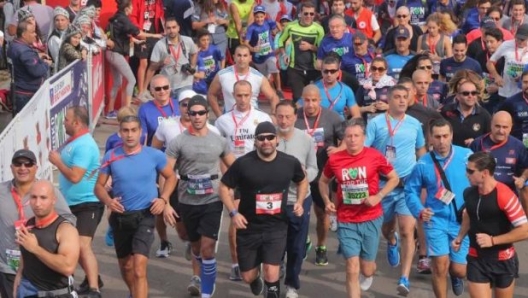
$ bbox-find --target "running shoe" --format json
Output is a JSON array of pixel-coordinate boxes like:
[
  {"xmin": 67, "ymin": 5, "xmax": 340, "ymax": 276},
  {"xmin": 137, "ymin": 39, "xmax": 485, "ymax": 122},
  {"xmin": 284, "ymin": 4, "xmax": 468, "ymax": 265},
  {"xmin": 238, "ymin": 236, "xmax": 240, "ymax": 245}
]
[
  {"xmin": 417, "ymin": 256, "xmax": 432, "ymax": 274},
  {"xmin": 249, "ymin": 275, "xmax": 264, "ymax": 295},
  {"xmin": 155, "ymin": 241, "xmax": 173, "ymax": 258},
  {"xmin": 285, "ymin": 286, "xmax": 299, "ymax": 298},
  {"xmin": 105, "ymin": 110, "xmax": 117, "ymax": 119},
  {"xmin": 303, "ymin": 237, "xmax": 312, "ymax": 260},
  {"xmin": 359, "ymin": 274, "xmax": 373, "ymax": 291},
  {"xmin": 229, "ymin": 265, "xmax": 242, "ymax": 281},
  {"xmin": 187, "ymin": 275, "xmax": 201, "ymax": 296},
  {"xmin": 77, "ymin": 275, "xmax": 104, "ymax": 294},
  {"xmin": 387, "ymin": 232, "xmax": 401, "ymax": 267},
  {"xmin": 397, "ymin": 276, "xmax": 410, "ymax": 296},
  {"xmin": 86, "ymin": 288, "xmax": 102, "ymax": 298},
  {"xmin": 105, "ymin": 227, "xmax": 114, "ymax": 247},
  {"xmin": 315, "ymin": 246, "xmax": 328, "ymax": 266},
  {"xmin": 451, "ymin": 276, "xmax": 464, "ymax": 296}
]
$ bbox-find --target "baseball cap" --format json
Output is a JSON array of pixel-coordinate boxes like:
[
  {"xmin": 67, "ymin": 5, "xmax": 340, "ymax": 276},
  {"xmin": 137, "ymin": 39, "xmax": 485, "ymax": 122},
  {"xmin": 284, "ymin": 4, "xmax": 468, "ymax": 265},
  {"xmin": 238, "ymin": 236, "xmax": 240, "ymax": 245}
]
[
  {"xmin": 178, "ymin": 90, "xmax": 197, "ymax": 102},
  {"xmin": 187, "ymin": 95, "xmax": 208, "ymax": 110},
  {"xmin": 394, "ymin": 26, "xmax": 410, "ymax": 39},
  {"xmin": 516, "ymin": 24, "xmax": 528, "ymax": 40},
  {"xmin": 280, "ymin": 14, "xmax": 292, "ymax": 22},
  {"xmin": 253, "ymin": 5, "xmax": 266, "ymax": 14},
  {"xmin": 480, "ymin": 16, "xmax": 496, "ymax": 29},
  {"xmin": 12, "ymin": 149, "xmax": 37, "ymax": 163},
  {"xmin": 255, "ymin": 121, "xmax": 276, "ymax": 136}
]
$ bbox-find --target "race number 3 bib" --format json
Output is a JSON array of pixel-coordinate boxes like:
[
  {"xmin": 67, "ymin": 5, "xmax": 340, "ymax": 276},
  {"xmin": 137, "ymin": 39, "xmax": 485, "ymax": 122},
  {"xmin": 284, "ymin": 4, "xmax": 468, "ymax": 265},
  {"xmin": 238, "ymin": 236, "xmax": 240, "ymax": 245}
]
[
  {"xmin": 6, "ymin": 249, "xmax": 20, "ymax": 271},
  {"xmin": 341, "ymin": 183, "xmax": 369, "ymax": 205},
  {"xmin": 255, "ymin": 193, "xmax": 282, "ymax": 215},
  {"xmin": 186, "ymin": 174, "xmax": 214, "ymax": 195}
]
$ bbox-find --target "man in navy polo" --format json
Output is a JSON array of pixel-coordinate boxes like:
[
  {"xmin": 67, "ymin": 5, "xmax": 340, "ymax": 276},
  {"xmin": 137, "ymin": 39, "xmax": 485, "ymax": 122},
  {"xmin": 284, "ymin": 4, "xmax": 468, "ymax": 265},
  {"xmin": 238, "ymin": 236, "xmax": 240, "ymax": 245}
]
[
  {"xmin": 499, "ymin": 70, "xmax": 528, "ymax": 144},
  {"xmin": 439, "ymin": 35, "xmax": 482, "ymax": 83}
]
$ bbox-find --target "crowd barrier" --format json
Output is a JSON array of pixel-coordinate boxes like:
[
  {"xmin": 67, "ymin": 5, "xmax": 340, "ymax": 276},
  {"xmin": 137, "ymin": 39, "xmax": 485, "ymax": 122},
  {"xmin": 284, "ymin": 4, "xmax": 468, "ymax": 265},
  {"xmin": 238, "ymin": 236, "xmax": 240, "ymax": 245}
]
[{"xmin": 0, "ymin": 51, "xmax": 105, "ymax": 181}]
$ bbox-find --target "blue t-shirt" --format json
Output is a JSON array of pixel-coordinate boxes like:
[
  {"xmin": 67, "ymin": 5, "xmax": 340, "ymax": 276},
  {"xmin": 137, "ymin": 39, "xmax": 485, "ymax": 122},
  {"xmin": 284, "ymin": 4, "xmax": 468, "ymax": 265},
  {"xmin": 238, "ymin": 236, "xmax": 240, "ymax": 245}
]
[
  {"xmin": 193, "ymin": 45, "xmax": 224, "ymax": 95},
  {"xmin": 385, "ymin": 53, "xmax": 415, "ymax": 80},
  {"xmin": 314, "ymin": 80, "xmax": 357, "ymax": 120},
  {"xmin": 316, "ymin": 32, "xmax": 355, "ymax": 73},
  {"xmin": 245, "ymin": 20, "xmax": 276, "ymax": 64},
  {"xmin": 138, "ymin": 99, "xmax": 180, "ymax": 146},
  {"xmin": 101, "ymin": 146, "xmax": 167, "ymax": 211},
  {"xmin": 59, "ymin": 134, "xmax": 100, "ymax": 206},
  {"xmin": 469, "ymin": 135, "xmax": 528, "ymax": 191},
  {"xmin": 499, "ymin": 92, "xmax": 528, "ymax": 142},
  {"xmin": 396, "ymin": 0, "xmax": 428, "ymax": 25},
  {"xmin": 439, "ymin": 56, "xmax": 482, "ymax": 83},
  {"xmin": 428, "ymin": 79, "xmax": 449, "ymax": 104},
  {"xmin": 105, "ymin": 132, "xmax": 147, "ymax": 153},
  {"xmin": 365, "ymin": 114, "xmax": 425, "ymax": 178}
]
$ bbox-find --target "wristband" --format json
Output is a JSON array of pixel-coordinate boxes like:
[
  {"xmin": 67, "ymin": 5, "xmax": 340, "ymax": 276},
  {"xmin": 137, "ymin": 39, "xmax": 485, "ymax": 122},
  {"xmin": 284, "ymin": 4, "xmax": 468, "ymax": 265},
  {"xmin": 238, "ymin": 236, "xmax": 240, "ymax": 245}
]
[
  {"xmin": 160, "ymin": 197, "xmax": 168, "ymax": 204},
  {"xmin": 229, "ymin": 209, "xmax": 238, "ymax": 218}
]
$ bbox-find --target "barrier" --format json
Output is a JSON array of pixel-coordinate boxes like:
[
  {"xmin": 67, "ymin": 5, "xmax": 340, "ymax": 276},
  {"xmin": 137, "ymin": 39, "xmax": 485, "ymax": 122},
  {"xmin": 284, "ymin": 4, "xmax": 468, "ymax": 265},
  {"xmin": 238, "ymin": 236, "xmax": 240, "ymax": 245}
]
[{"xmin": 0, "ymin": 52, "xmax": 105, "ymax": 181}]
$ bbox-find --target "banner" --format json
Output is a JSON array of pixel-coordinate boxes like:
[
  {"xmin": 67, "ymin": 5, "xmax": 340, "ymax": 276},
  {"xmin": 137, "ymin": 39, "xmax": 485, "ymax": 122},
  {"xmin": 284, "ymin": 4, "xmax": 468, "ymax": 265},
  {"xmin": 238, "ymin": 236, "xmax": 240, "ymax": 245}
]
[
  {"xmin": 0, "ymin": 120, "xmax": 17, "ymax": 181},
  {"xmin": 90, "ymin": 52, "xmax": 105, "ymax": 127},
  {"xmin": 49, "ymin": 60, "xmax": 90, "ymax": 150}
]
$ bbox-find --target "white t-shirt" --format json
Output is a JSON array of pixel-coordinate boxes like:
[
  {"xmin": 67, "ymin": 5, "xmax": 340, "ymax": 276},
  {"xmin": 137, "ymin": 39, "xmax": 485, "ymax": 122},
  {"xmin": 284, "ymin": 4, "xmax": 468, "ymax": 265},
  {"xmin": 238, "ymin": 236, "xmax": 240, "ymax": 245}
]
[
  {"xmin": 490, "ymin": 39, "xmax": 528, "ymax": 98},
  {"xmin": 154, "ymin": 116, "xmax": 220, "ymax": 146},
  {"xmin": 215, "ymin": 107, "xmax": 272, "ymax": 158},
  {"xmin": 217, "ymin": 66, "xmax": 265, "ymax": 112}
]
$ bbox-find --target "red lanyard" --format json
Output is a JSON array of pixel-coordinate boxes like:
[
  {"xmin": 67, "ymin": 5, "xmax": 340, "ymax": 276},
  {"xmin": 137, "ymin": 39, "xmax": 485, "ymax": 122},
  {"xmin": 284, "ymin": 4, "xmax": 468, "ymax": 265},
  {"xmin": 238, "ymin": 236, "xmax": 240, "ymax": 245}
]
[
  {"xmin": 385, "ymin": 113, "xmax": 405, "ymax": 143},
  {"xmin": 303, "ymin": 110, "xmax": 321, "ymax": 136},
  {"xmin": 231, "ymin": 107, "xmax": 252, "ymax": 139},
  {"xmin": 234, "ymin": 67, "xmax": 250, "ymax": 81},
  {"xmin": 515, "ymin": 42, "xmax": 526, "ymax": 62},
  {"xmin": 323, "ymin": 82, "xmax": 343, "ymax": 111},
  {"xmin": 34, "ymin": 212, "xmax": 59, "ymax": 229},
  {"xmin": 416, "ymin": 95, "xmax": 427, "ymax": 107},
  {"xmin": 433, "ymin": 147, "xmax": 455, "ymax": 189},
  {"xmin": 59, "ymin": 129, "xmax": 89, "ymax": 151},
  {"xmin": 480, "ymin": 133, "xmax": 507, "ymax": 152},
  {"xmin": 428, "ymin": 34, "xmax": 438, "ymax": 55},
  {"xmin": 99, "ymin": 146, "xmax": 142, "ymax": 170},
  {"xmin": 11, "ymin": 186, "xmax": 26, "ymax": 220},
  {"xmin": 168, "ymin": 42, "xmax": 181, "ymax": 63},
  {"xmin": 154, "ymin": 100, "xmax": 175, "ymax": 118}
]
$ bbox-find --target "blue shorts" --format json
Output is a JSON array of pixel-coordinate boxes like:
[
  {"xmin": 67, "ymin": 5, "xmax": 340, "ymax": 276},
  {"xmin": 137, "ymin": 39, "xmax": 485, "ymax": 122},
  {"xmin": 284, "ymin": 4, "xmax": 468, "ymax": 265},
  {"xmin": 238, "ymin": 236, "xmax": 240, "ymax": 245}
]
[
  {"xmin": 424, "ymin": 220, "xmax": 469, "ymax": 264},
  {"xmin": 337, "ymin": 216, "xmax": 383, "ymax": 261},
  {"xmin": 381, "ymin": 188, "xmax": 412, "ymax": 223}
]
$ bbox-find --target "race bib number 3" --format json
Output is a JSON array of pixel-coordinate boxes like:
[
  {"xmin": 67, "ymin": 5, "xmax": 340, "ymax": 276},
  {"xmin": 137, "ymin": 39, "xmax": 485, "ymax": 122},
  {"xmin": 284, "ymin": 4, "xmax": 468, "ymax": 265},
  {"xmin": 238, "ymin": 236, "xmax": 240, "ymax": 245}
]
[
  {"xmin": 186, "ymin": 174, "xmax": 214, "ymax": 195},
  {"xmin": 255, "ymin": 193, "xmax": 282, "ymax": 215},
  {"xmin": 342, "ymin": 184, "xmax": 368, "ymax": 205}
]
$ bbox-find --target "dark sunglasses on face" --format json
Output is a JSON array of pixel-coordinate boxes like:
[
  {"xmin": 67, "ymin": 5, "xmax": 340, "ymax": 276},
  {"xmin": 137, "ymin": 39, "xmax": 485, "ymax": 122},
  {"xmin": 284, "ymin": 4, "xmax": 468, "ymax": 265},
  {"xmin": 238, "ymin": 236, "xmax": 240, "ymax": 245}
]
[
  {"xmin": 466, "ymin": 167, "xmax": 476, "ymax": 174},
  {"xmin": 188, "ymin": 110, "xmax": 208, "ymax": 116},
  {"xmin": 256, "ymin": 135, "xmax": 276, "ymax": 141},
  {"xmin": 13, "ymin": 161, "xmax": 35, "ymax": 168},
  {"xmin": 459, "ymin": 91, "xmax": 479, "ymax": 96},
  {"xmin": 418, "ymin": 65, "xmax": 433, "ymax": 70},
  {"xmin": 371, "ymin": 66, "xmax": 386, "ymax": 72},
  {"xmin": 323, "ymin": 69, "xmax": 339, "ymax": 74},
  {"xmin": 303, "ymin": 12, "xmax": 315, "ymax": 16},
  {"xmin": 396, "ymin": 15, "xmax": 408, "ymax": 18},
  {"xmin": 353, "ymin": 42, "xmax": 364, "ymax": 46},
  {"xmin": 154, "ymin": 85, "xmax": 170, "ymax": 92}
]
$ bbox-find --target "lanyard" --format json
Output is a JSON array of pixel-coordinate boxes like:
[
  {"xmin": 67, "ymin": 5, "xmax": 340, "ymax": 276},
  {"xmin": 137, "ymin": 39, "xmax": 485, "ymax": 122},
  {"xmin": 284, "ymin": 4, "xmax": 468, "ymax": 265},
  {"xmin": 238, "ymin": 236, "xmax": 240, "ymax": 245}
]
[
  {"xmin": 480, "ymin": 133, "xmax": 507, "ymax": 152},
  {"xmin": 34, "ymin": 212, "xmax": 59, "ymax": 229},
  {"xmin": 416, "ymin": 94, "xmax": 427, "ymax": 107},
  {"xmin": 11, "ymin": 185, "xmax": 26, "ymax": 220},
  {"xmin": 515, "ymin": 41, "xmax": 527, "ymax": 62},
  {"xmin": 58, "ymin": 129, "xmax": 89, "ymax": 152},
  {"xmin": 231, "ymin": 107, "xmax": 252, "ymax": 140},
  {"xmin": 303, "ymin": 110, "xmax": 322, "ymax": 136},
  {"xmin": 385, "ymin": 113, "xmax": 405, "ymax": 145},
  {"xmin": 95, "ymin": 146, "xmax": 143, "ymax": 176},
  {"xmin": 323, "ymin": 82, "xmax": 343, "ymax": 111},
  {"xmin": 433, "ymin": 147, "xmax": 455, "ymax": 189},
  {"xmin": 357, "ymin": 55, "xmax": 370, "ymax": 78},
  {"xmin": 168, "ymin": 42, "xmax": 181, "ymax": 64},
  {"xmin": 428, "ymin": 34, "xmax": 438, "ymax": 54},
  {"xmin": 234, "ymin": 67, "xmax": 250, "ymax": 81},
  {"xmin": 154, "ymin": 100, "xmax": 176, "ymax": 118}
]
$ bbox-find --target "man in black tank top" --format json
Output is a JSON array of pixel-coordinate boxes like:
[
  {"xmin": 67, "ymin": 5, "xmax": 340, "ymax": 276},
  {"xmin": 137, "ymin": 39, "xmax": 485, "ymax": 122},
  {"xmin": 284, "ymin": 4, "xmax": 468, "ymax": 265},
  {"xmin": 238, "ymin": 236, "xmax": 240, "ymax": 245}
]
[{"xmin": 13, "ymin": 180, "xmax": 80, "ymax": 298}]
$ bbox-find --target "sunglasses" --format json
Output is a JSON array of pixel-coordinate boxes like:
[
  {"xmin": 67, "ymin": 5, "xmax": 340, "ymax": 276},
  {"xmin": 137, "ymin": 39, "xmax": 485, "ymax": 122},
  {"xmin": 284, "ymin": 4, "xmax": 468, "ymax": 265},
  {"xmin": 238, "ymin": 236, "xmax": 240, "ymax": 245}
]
[
  {"xmin": 256, "ymin": 135, "xmax": 276, "ymax": 141},
  {"xmin": 459, "ymin": 91, "xmax": 479, "ymax": 96},
  {"xmin": 491, "ymin": 17, "xmax": 500, "ymax": 21},
  {"xmin": 396, "ymin": 15, "xmax": 408, "ymax": 18},
  {"xmin": 418, "ymin": 65, "xmax": 433, "ymax": 70},
  {"xmin": 180, "ymin": 102, "xmax": 189, "ymax": 107},
  {"xmin": 371, "ymin": 66, "xmax": 386, "ymax": 72},
  {"xmin": 466, "ymin": 167, "xmax": 476, "ymax": 175},
  {"xmin": 353, "ymin": 42, "xmax": 364, "ymax": 46},
  {"xmin": 188, "ymin": 110, "xmax": 208, "ymax": 116},
  {"xmin": 303, "ymin": 12, "xmax": 315, "ymax": 16},
  {"xmin": 153, "ymin": 85, "xmax": 170, "ymax": 92},
  {"xmin": 323, "ymin": 69, "xmax": 339, "ymax": 74},
  {"xmin": 12, "ymin": 161, "xmax": 35, "ymax": 168}
]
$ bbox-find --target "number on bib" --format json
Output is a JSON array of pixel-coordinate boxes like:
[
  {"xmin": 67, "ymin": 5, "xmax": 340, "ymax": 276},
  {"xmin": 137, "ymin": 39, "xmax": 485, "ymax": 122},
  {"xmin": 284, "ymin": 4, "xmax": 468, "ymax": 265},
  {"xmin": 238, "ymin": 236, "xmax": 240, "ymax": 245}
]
[
  {"xmin": 255, "ymin": 193, "xmax": 282, "ymax": 215},
  {"xmin": 341, "ymin": 184, "xmax": 369, "ymax": 205}
]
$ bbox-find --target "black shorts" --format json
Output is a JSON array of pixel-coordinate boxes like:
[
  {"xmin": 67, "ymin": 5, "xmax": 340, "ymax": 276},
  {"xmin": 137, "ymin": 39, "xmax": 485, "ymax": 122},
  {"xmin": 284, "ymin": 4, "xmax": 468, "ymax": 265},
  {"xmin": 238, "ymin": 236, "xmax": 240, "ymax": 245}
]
[
  {"xmin": 467, "ymin": 255, "xmax": 519, "ymax": 288},
  {"xmin": 169, "ymin": 182, "xmax": 182, "ymax": 223},
  {"xmin": 134, "ymin": 37, "xmax": 158, "ymax": 59},
  {"xmin": 69, "ymin": 202, "xmax": 104, "ymax": 237},
  {"xmin": 109, "ymin": 209, "xmax": 155, "ymax": 259},
  {"xmin": 179, "ymin": 201, "xmax": 223, "ymax": 242},
  {"xmin": 310, "ymin": 179, "xmax": 337, "ymax": 209},
  {"xmin": 237, "ymin": 228, "xmax": 287, "ymax": 272}
]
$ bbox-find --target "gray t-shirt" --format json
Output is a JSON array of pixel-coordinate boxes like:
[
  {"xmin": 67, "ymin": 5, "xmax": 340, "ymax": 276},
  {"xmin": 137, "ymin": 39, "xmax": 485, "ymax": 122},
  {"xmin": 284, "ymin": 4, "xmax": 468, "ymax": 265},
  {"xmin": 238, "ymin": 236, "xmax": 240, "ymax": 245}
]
[
  {"xmin": 150, "ymin": 35, "xmax": 198, "ymax": 90},
  {"xmin": 166, "ymin": 129, "xmax": 230, "ymax": 205}
]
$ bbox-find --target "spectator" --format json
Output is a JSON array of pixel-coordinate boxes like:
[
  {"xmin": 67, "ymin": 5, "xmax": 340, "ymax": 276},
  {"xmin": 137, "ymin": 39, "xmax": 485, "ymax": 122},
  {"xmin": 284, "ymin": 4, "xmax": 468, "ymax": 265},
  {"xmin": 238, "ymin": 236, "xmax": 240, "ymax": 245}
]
[
  {"xmin": 193, "ymin": 29, "xmax": 224, "ymax": 96},
  {"xmin": 48, "ymin": 7, "xmax": 70, "ymax": 66},
  {"xmin": 17, "ymin": 8, "xmax": 46, "ymax": 55},
  {"xmin": 8, "ymin": 0, "xmax": 53, "ymax": 43},
  {"xmin": 57, "ymin": 24, "xmax": 87, "ymax": 72},
  {"xmin": 164, "ymin": 0, "xmax": 195, "ymax": 36},
  {"xmin": 225, "ymin": 0, "xmax": 256, "ymax": 57},
  {"xmin": 7, "ymin": 21, "xmax": 51, "ymax": 115},
  {"xmin": 192, "ymin": 0, "xmax": 229, "ymax": 59},
  {"xmin": 65, "ymin": 0, "xmax": 82, "ymax": 23}
]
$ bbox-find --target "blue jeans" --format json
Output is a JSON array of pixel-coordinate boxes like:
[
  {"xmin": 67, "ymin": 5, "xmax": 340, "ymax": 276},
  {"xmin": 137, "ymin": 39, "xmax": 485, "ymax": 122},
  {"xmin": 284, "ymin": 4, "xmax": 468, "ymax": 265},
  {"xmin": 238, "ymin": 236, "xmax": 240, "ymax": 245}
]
[
  {"xmin": 285, "ymin": 196, "xmax": 312, "ymax": 290},
  {"xmin": 13, "ymin": 91, "xmax": 34, "ymax": 116}
]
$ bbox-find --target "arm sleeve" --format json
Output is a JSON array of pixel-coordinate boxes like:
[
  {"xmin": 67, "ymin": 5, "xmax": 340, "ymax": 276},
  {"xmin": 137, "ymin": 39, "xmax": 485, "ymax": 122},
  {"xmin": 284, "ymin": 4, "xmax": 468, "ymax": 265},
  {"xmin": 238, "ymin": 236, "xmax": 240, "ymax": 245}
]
[
  {"xmin": 322, "ymin": 157, "xmax": 335, "ymax": 179},
  {"xmin": 404, "ymin": 160, "xmax": 426, "ymax": 218},
  {"xmin": 316, "ymin": 38, "xmax": 326, "ymax": 59},
  {"xmin": 315, "ymin": 25, "xmax": 325, "ymax": 46},
  {"xmin": 370, "ymin": 14, "xmax": 380, "ymax": 31},
  {"xmin": 415, "ymin": 122, "xmax": 426, "ymax": 148},
  {"xmin": 220, "ymin": 137, "xmax": 231, "ymax": 158},
  {"xmin": 439, "ymin": 59, "xmax": 446, "ymax": 77},
  {"xmin": 154, "ymin": 122, "xmax": 166, "ymax": 144},
  {"xmin": 138, "ymin": 106, "xmax": 149, "ymax": 134},
  {"xmin": 150, "ymin": 41, "xmax": 164, "ymax": 63}
]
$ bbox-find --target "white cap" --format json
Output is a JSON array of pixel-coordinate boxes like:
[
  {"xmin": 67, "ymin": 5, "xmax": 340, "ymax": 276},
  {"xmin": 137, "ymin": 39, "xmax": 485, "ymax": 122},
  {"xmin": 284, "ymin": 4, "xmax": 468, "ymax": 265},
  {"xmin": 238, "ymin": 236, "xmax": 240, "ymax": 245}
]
[
  {"xmin": 0, "ymin": 31, "xmax": 4, "ymax": 38},
  {"xmin": 178, "ymin": 90, "xmax": 198, "ymax": 102}
]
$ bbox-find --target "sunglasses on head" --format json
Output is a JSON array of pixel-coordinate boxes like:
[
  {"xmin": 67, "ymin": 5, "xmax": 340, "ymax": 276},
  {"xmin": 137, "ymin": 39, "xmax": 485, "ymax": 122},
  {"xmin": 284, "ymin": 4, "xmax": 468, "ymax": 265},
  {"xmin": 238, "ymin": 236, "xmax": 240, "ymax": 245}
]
[
  {"xmin": 371, "ymin": 66, "xmax": 386, "ymax": 72},
  {"xmin": 323, "ymin": 69, "xmax": 339, "ymax": 74},
  {"xmin": 418, "ymin": 65, "xmax": 433, "ymax": 70},
  {"xmin": 466, "ymin": 167, "xmax": 476, "ymax": 174},
  {"xmin": 459, "ymin": 91, "xmax": 478, "ymax": 96},
  {"xmin": 256, "ymin": 135, "xmax": 276, "ymax": 141},
  {"xmin": 303, "ymin": 12, "xmax": 315, "ymax": 16},
  {"xmin": 12, "ymin": 161, "xmax": 35, "ymax": 168},
  {"xmin": 188, "ymin": 110, "xmax": 208, "ymax": 116},
  {"xmin": 153, "ymin": 85, "xmax": 170, "ymax": 92},
  {"xmin": 396, "ymin": 14, "xmax": 408, "ymax": 18}
]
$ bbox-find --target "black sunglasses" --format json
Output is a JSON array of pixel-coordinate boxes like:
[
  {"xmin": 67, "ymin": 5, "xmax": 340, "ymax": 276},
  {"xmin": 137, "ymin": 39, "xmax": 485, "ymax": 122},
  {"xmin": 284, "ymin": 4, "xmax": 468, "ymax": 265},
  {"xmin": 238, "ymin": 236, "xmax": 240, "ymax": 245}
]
[
  {"xmin": 396, "ymin": 15, "xmax": 408, "ymax": 18},
  {"xmin": 188, "ymin": 110, "xmax": 208, "ymax": 116},
  {"xmin": 12, "ymin": 161, "xmax": 35, "ymax": 168},
  {"xmin": 303, "ymin": 12, "xmax": 315, "ymax": 16},
  {"xmin": 323, "ymin": 69, "xmax": 339, "ymax": 74},
  {"xmin": 371, "ymin": 66, "xmax": 386, "ymax": 72},
  {"xmin": 459, "ymin": 91, "xmax": 478, "ymax": 96},
  {"xmin": 418, "ymin": 65, "xmax": 433, "ymax": 70},
  {"xmin": 153, "ymin": 85, "xmax": 170, "ymax": 92},
  {"xmin": 466, "ymin": 167, "xmax": 476, "ymax": 174},
  {"xmin": 353, "ymin": 42, "xmax": 364, "ymax": 46},
  {"xmin": 256, "ymin": 135, "xmax": 276, "ymax": 141}
]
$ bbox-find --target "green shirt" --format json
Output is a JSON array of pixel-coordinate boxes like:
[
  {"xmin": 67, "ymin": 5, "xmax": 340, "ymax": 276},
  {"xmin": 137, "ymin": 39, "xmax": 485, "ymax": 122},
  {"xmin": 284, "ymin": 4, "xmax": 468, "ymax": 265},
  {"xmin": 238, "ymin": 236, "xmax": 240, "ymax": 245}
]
[{"xmin": 278, "ymin": 20, "xmax": 324, "ymax": 70}]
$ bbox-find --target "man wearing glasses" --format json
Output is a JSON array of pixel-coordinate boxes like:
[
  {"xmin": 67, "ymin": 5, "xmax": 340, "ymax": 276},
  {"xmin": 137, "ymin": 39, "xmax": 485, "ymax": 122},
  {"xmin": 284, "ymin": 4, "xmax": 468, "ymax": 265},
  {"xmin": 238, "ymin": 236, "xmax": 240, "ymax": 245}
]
[
  {"xmin": 348, "ymin": 32, "xmax": 376, "ymax": 85},
  {"xmin": 164, "ymin": 95, "xmax": 236, "ymax": 298},
  {"xmin": 0, "ymin": 150, "xmax": 75, "ymax": 298},
  {"xmin": 219, "ymin": 121, "xmax": 308, "ymax": 298},
  {"xmin": 384, "ymin": 26, "xmax": 416, "ymax": 80},
  {"xmin": 405, "ymin": 118, "xmax": 472, "ymax": 298},
  {"xmin": 395, "ymin": 0, "xmax": 428, "ymax": 27}
]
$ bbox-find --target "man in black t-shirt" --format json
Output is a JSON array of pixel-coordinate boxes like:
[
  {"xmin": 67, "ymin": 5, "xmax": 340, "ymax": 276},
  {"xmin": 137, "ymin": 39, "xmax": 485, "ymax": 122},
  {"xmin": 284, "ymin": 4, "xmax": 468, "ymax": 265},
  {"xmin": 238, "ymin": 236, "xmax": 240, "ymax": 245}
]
[{"xmin": 219, "ymin": 121, "xmax": 308, "ymax": 298}]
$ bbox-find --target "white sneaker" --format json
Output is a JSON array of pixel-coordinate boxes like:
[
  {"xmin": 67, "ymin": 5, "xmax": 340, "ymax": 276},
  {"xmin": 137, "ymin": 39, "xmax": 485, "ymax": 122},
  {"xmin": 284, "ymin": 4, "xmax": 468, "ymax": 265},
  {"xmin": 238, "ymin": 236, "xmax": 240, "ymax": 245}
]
[
  {"xmin": 329, "ymin": 214, "xmax": 338, "ymax": 232},
  {"xmin": 155, "ymin": 241, "xmax": 172, "ymax": 258},
  {"xmin": 359, "ymin": 274, "xmax": 373, "ymax": 291},
  {"xmin": 285, "ymin": 286, "xmax": 299, "ymax": 298}
]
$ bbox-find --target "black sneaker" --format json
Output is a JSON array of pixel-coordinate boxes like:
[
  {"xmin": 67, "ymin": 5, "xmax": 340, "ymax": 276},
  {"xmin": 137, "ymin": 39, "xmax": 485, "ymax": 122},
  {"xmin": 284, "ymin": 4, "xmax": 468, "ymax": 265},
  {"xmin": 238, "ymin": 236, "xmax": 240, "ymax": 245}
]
[
  {"xmin": 315, "ymin": 246, "xmax": 328, "ymax": 266},
  {"xmin": 77, "ymin": 275, "xmax": 104, "ymax": 294},
  {"xmin": 86, "ymin": 288, "xmax": 102, "ymax": 298},
  {"xmin": 249, "ymin": 275, "xmax": 264, "ymax": 296}
]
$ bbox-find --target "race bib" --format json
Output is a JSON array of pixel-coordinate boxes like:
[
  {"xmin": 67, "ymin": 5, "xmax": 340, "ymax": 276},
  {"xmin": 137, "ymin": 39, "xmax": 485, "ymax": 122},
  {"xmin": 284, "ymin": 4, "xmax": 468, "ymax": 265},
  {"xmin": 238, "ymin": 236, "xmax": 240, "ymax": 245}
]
[
  {"xmin": 143, "ymin": 20, "xmax": 152, "ymax": 31},
  {"xmin": 308, "ymin": 128, "xmax": 324, "ymax": 148},
  {"xmin": 435, "ymin": 187, "xmax": 455, "ymax": 205},
  {"xmin": 523, "ymin": 133, "xmax": 528, "ymax": 148},
  {"xmin": 258, "ymin": 42, "xmax": 272, "ymax": 56},
  {"xmin": 186, "ymin": 174, "xmax": 214, "ymax": 195},
  {"xmin": 341, "ymin": 183, "xmax": 369, "ymax": 205},
  {"xmin": 506, "ymin": 61, "xmax": 523, "ymax": 78},
  {"xmin": 385, "ymin": 145, "xmax": 396, "ymax": 161},
  {"xmin": 6, "ymin": 249, "xmax": 20, "ymax": 271},
  {"xmin": 255, "ymin": 193, "xmax": 282, "ymax": 215}
]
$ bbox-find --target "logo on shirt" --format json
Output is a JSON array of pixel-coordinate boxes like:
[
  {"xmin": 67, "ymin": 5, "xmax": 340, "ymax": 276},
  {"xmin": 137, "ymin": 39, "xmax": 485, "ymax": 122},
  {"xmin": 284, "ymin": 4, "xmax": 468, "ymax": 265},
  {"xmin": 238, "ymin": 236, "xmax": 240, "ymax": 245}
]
[
  {"xmin": 342, "ymin": 166, "xmax": 367, "ymax": 181},
  {"xmin": 472, "ymin": 123, "xmax": 481, "ymax": 131},
  {"xmin": 358, "ymin": 21, "xmax": 366, "ymax": 29},
  {"xmin": 333, "ymin": 46, "xmax": 349, "ymax": 56},
  {"xmin": 509, "ymin": 150, "xmax": 515, "ymax": 155}
]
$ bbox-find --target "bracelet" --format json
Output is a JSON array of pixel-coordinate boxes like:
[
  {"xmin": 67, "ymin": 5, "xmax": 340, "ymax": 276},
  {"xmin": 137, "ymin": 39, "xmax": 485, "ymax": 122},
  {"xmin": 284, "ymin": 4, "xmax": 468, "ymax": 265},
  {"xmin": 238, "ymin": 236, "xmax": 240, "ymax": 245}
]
[
  {"xmin": 229, "ymin": 209, "xmax": 238, "ymax": 218},
  {"xmin": 160, "ymin": 197, "xmax": 168, "ymax": 204}
]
